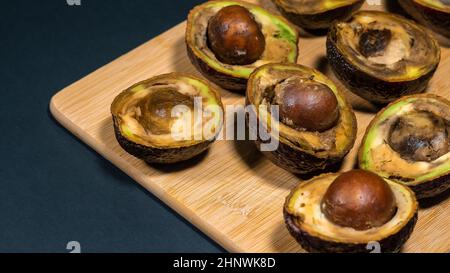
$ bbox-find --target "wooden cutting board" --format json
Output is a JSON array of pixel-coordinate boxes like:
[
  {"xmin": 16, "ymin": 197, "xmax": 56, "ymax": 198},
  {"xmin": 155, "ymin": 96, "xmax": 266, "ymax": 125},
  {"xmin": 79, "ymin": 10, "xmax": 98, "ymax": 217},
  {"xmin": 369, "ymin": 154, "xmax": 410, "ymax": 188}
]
[{"xmin": 50, "ymin": 0, "xmax": 450, "ymax": 253}]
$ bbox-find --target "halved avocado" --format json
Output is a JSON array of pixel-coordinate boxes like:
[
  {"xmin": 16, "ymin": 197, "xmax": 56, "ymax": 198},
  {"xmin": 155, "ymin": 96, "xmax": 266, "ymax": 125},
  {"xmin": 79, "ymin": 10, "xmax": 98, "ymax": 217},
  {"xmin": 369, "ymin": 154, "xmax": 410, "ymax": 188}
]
[
  {"xmin": 359, "ymin": 94, "xmax": 450, "ymax": 199},
  {"xmin": 246, "ymin": 63, "xmax": 357, "ymax": 174},
  {"xmin": 186, "ymin": 0, "xmax": 299, "ymax": 91},
  {"xmin": 399, "ymin": 0, "xmax": 450, "ymax": 38},
  {"xmin": 284, "ymin": 173, "xmax": 418, "ymax": 253},
  {"xmin": 272, "ymin": 0, "xmax": 364, "ymax": 30},
  {"xmin": 111, "ymin": 73, "xmax": 224, "ymax": 164},
  {"xmin": 327, "ymin": 11, "xmax": 441, "ymax": 104}
]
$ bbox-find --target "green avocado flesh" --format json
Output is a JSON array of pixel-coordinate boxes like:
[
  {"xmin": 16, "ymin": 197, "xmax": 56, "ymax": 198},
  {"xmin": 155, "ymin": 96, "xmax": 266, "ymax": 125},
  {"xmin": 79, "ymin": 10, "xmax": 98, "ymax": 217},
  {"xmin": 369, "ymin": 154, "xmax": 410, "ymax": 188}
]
[
  {"xmin": 360, "ymin": 96, "xmax": 450, "ymax": 185},
  {"xmin": 187, "ymin": 1, "xmax": 298, "ymax": 79},
  {"xmin": 112, "ymin": 75, "xmax": 222, "ymax": 149}
]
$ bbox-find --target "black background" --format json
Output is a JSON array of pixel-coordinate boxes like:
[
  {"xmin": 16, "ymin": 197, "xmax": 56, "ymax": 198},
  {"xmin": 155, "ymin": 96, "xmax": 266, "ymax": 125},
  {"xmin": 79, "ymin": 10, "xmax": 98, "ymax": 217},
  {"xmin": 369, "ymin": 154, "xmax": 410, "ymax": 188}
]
[{"xmin": 0, "ymin": 0, "xmax": 225, "ymax": 253}]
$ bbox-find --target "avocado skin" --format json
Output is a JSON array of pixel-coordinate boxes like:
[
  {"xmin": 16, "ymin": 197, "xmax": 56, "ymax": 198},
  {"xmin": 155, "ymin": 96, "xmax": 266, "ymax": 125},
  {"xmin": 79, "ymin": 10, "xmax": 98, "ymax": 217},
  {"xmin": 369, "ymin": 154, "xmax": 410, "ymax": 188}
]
[
  {"xmin": 326, "ymin": 26, "xmax": 438, "ymax": 104},
  {"xmin": 255, "ymin": 137, "xmax": 347, "ymax": 174},
  {"xmin": 273, "ymin": 0, "xmax": 364, "ymax": 30},
  {"xmin": 284, "ymin": 209, "xmax": 418, "ymax": 253},
  {"xmin": 409, "ymin": 173, "xmax": 450, "ymax": 199},
  {"xmin": 187, "ymin": 45, "xmax": 248, "ymax": 91},
  {"xmin": 399, "ymin": 0, "xmax": 450, "ymax": 38},
  {"xmin": 113, "ymin": 116, "xmax": 213, "ymax": 164}
]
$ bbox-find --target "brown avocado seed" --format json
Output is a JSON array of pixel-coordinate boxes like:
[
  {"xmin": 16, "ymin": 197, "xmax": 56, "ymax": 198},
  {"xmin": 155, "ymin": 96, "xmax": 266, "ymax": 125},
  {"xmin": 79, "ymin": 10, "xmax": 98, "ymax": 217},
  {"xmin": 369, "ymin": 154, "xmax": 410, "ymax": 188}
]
[
  {"xmin": 388, "ymin": 111, "xmax": 450, "ymax": 162},
  {"xmin": 207, "ymin": 5, "xmax": 266, "ymax": 65},
  {"xmin": 359, "ymin": 29, "xmax": 392, "ymax": 58},
  {"xmin": 274, "ymin": 78, "xmax": 340, "ymax": 132},
  {"xmin": 322, "ymin": 170, "xmax": 397, "ymax": 231}
]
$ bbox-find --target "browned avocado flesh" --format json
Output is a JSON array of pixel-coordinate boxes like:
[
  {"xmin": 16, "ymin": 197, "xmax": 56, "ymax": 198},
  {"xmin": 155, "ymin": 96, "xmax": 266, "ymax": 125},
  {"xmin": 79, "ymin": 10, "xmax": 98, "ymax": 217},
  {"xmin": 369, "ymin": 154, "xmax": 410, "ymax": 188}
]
[{"xmin": 388, "ymin": 111, "xmax": 449, "ymax": 162}]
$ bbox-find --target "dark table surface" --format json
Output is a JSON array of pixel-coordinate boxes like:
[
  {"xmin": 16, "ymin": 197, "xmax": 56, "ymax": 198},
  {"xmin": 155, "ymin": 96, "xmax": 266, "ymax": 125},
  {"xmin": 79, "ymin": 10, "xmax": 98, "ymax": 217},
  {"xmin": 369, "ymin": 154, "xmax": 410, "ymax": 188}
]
[{"xmin": 0, "ymin": 0, "xmax": 225, "ymax": 253}]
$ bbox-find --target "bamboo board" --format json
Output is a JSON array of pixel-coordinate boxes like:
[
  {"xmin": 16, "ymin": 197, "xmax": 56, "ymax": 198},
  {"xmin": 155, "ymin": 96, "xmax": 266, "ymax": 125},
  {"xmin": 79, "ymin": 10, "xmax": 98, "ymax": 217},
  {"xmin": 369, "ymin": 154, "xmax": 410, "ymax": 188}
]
[{"xmin": 50, "ymin": 0, "xmax": 450, "ymax": 253}]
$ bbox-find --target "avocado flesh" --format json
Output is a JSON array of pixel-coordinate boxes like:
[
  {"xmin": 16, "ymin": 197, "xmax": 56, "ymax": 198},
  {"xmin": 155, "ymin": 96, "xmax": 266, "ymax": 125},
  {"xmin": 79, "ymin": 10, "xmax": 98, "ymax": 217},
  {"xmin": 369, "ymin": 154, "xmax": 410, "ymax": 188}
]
[
  {"xmin": 112, "ymin": 74, "xmax": 223, "ymax": 150},
  {"xmin": 360, "ymin": 95, "xmax": 450, "ymax": 188},
  {"xmin": 186, "ymin": 1, "xmax": 298, "ymax": 82},
  {"xmin": 333, "ymin": 11, "xmax": 439, "ymax": 82},
  {"xmin": 284, "ymin": 173, "xmax": 418, "ymax": 252},
  {"xmin": 246, "ymin": 64, "xmax": 357, "ymax": 174}
]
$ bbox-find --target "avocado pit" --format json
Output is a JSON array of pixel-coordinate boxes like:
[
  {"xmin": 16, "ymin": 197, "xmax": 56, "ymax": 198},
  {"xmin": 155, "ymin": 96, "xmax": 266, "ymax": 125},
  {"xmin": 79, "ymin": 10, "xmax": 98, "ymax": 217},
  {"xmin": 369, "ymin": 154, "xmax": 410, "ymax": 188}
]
[
  {"xmin": 388, "ymin": 111, "xmax": 450, "ymax": 162},
  {"xmin": 322, "ymin": 170, "xmax": 397, "ymax": 231},
  {"xmin": 273, "ymin": 77, "xmax": 340, "ymax": 132},
  {"xmin": 207, "ymin": 5, "xmax": 266, "ymax": 65}
]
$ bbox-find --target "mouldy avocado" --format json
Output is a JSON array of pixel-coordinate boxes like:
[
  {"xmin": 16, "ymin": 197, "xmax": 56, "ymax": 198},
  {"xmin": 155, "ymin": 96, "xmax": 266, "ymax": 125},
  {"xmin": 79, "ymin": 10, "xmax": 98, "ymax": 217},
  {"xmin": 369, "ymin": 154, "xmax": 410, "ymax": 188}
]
[
  {"xmin": 399, "ymin": 0, "xmax": 450, "ymax": 38},
  {"xmin": 272, "ymin": 0, "xmax": 364, "ymax": 30},
  {"xmin": 111, "ymin": 73, "xmax": 224, "ymax": 164},
  {"xmin": 246, "ymin": 63, "xmax": 357, "ymax": 174},
  {"xmin": 284, "ymin": 171, "xmax": 418, "ymax": 253},
  {"xmin": 186, "ymin": 0, "xmax": 299, "ymax": 91},
  {"xmin": 327, "ymin": 11, "xmax": 441, "ymax": 104},
  {"xmin": 359, "ymin": 94, "xmax": 450, "ymax": 199}
]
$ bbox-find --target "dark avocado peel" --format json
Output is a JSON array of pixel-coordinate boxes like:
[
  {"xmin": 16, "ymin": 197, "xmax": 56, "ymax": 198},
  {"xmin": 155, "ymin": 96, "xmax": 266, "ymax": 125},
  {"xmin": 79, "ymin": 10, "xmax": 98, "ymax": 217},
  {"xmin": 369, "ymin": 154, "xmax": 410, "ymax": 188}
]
[
  {"xmin": 186, "ymin": 0, "xmax": 299, "ymax": 91},
  {"xmin": 284, "ymin": 171, "xmax": 418, "ymax": 253},
  {"xmin": 111, "ymin": 73, "xmax": 224, "ymax": 164},
  {"xmin": 246, "ymin": 63, "xmax": 357, "ymax": 174},
  {"xmin": 399, "ymin": 0, "xmax": 450, "ymax": 39},
  {"xmin": 359, "ymin": 94, "xmax": 450, "ymax": 199},
  {"xmin": 327, "ymin": 11, "xmax": 441, "ymax": 104},
  {"xmin": 272, "ymin": 0, "xmax": 364, "ymax": 30}
]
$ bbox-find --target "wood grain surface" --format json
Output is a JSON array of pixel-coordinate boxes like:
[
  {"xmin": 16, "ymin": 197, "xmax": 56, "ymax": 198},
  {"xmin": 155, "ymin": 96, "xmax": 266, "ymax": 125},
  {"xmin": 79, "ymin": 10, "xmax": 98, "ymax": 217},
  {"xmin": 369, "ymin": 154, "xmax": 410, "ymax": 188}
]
[{"xmin": 50, "ymin": 0, "xmax": 450, "ymax": 253}]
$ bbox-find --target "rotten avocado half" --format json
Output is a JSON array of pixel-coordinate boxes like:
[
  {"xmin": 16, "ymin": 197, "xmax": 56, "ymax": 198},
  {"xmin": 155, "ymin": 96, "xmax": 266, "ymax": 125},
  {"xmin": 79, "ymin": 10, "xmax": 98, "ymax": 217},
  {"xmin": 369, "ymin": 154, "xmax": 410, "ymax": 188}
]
[
  {"xmin": 284, "ymin": 171, "xmax": 418, "ymax": 253},
  {"xmin": 399, "ymin": 0, "xmax": 450, "ymax": 38},
  {"xmin": 359, "ymin": 94, "xmax": 450, "ymax": 199},
  {"xmin": 246, "ymin": 63, "xmax": 357, "ymax": 174},
  {"xmin": 186, "ymin": 0, "xmax": 299, "ymax": 91},
  {"xmin": 327, "ymin": 11, "xmax": 441, "ymax": 104},
  {"xmin": 111, "ymin": 73, "xmax": 224, "ymax": 164},
  {"xmin": 272, "ymin": 0, "xmax": 364, "ymax": 30}
]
